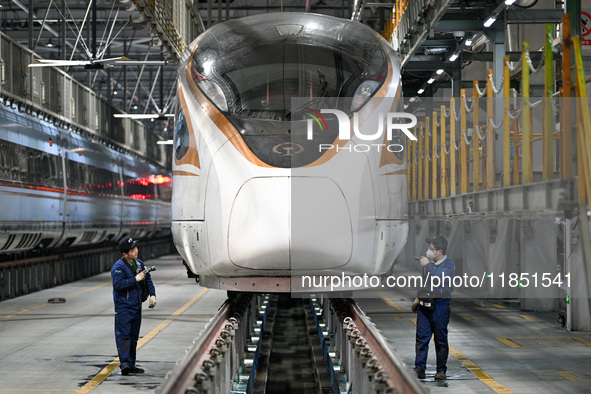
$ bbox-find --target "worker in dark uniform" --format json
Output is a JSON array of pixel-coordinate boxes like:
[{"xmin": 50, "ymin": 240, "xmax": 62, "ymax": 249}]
[
  {"xmin": 111, "ymin": 236, "xmax": 156, "ymax": 375},
  {"xmin": 411, "ymin": 235, "xmax": 455, "ymax": 380}
]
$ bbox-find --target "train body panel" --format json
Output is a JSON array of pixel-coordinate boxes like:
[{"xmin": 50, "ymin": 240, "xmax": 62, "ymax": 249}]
[
  {"xmin": 172, "ymin": 13, "xmax": 409, "ymax": 291},
  {"xmin": 0, "ymin": 104, "xmax": 171, "ymax": 254}
]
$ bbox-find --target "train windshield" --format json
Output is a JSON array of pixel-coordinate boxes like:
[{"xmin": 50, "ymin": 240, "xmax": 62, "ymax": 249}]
[{"xmin": 190, "ymin": 13, "xmax": 387, "ymax": 119}]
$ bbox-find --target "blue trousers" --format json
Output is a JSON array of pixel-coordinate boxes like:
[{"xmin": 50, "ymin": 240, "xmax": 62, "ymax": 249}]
[
  {"xmin": 415, "ymin": 298, "xmax": 451, "ymax": 372},
  {"xmin": 115, "ymin": 308, "xmax": 142, "ymax": 369}
]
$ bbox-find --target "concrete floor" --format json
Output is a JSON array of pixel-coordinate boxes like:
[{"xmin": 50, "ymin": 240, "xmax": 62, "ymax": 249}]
[
  {"xmin": 358, "ymin": 292, "xmax": 591, "ymax": 393},
  {"xmin": 0, "ymin": 254, "xmax": 227, "ymax": 394},
  {"xmin": 1, "ymin": 254, "xmax": 590, "ymax": 393}
]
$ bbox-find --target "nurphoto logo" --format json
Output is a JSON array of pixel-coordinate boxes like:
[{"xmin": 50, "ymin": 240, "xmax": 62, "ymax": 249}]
[{"xmin": 305, "ymin": 109, "xmax": 418, "ymax": 153}]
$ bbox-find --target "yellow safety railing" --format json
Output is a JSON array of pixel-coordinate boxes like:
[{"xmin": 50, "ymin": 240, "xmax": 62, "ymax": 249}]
[
  {"xmin": 407, "ymin": 15, "xmax": 590, "ymax": 208},
  {"xmin": 573, "ymin": 37, "xmax": 591, "ymax": 213},
  {"xmin": 382, "ymin": 0, "xmax": 408, "ymax": 40}
]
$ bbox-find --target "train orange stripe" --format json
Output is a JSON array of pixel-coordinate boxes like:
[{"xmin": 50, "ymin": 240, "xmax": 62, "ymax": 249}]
[
  {"xmin": 172, "ymin": 170, "xmax": 200, "ymax": 176},
  {"xmin": 380, "ymin": 169, "xmax": 406, "ymax": 176}
]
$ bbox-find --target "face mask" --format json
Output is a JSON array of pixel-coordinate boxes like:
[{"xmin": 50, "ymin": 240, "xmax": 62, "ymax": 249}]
[{"xmin": 426, "ymin": 249, "xmax": 436, "ymax": 260}]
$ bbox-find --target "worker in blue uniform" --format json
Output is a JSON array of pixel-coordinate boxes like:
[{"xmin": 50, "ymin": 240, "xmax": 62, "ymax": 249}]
[
  {"xmin": 111, "ymin": 236, "xmax": 156, "ymax": 375},
  {"xmin": 411, "ymin": 235, "xmax": 455, "ymax": 380}
]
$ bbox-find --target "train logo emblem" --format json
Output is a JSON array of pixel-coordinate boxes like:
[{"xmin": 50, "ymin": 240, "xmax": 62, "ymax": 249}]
[{"xmin": 272, "ymin": 142, "xmax": 304, "ymax": 156}]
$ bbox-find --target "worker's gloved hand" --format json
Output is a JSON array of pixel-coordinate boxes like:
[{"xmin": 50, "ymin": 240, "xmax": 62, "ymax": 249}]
[
  {"xmin": 419, "ymin": 256, "xmax": 430, "ymax": 266},
  {"xmin": 411, "ymin": 298, "xmax": 420, "ymax": 313},
  {"xmin": 135, "ymin": 271, "xmax": 146, "ymax": 282},
  {"xmin": 149, "ymin": 295, "xmax": 156, "ymax": 309}
]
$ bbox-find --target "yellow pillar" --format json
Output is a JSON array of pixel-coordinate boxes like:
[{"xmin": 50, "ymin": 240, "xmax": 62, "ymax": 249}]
[
  {"xmin": 561, "ymin": 13, "xmax": 573, "ymax": 178},
  {"xmin": 424, "ymin": 117, "xmax": 430, "ymax": 199},
  {"xmin": 460, "ymin": 90, "xmax": 468, "ymax": 194},
  {"xmin": 432, "ymin": 112, "xmax": 438, "ymax": 199},
  {"xmin": 418, "ymin": 122, "xmax": 423, "ymax": 200},
  {"xmin": 412, "ymin": 127, "xmax": 417, "ymax": 201},
  {"xmin": 407, "ymin": 139, "xmax": 411, "ymax": 201},
  {"xmin": 503, "ymin": 56, "xmax": 511, "ymax": 186},
  {"xmin": 486, "ymin": 69, "xmax": 495, "ymax": 189},
  {"xmin": 513, "ymin": 115, "xmax": 520, "ymax": 186},
  {"xmin": 482, "ymin": 138, "xmax": 488, "ymax": 188},
  {"xmin": 543, "ymin": 24, "xmax": 554, "ymax": 181},
  {"xmin": 573, "ymin": 36, "xmax": 591, "ymax": 208},
  {"xmin": 473, "ymin": 82, "xmax": 480, "ymax": 191},
  {"xmin": 440, "ymin": 106, "xmax": 447, "ymax": 198},
  {"xmin": 450, "ymin": 99, "xmax": 457, "ymax": 196},
  {"xmin": 522, "ymin": 42, "xmax": 533, "ymax": 183}
]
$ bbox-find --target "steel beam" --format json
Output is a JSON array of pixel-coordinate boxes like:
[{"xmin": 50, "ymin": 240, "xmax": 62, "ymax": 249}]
[
  {"xmin": 408, "ymin": 179, "xmax": 575, "ymax": 219},
  {"xmin": 506, "ymin": 9, "xmax": 563, "ymax": 23}
]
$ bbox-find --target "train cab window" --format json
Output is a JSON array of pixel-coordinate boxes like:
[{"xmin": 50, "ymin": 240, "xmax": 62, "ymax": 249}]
[{"xmin": 174, "ymin": 110, "xmax": 190, "ymax": 160}]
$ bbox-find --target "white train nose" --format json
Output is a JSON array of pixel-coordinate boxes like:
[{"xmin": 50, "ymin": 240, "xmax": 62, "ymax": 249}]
[{"xmin": 228, "ymin": 177, "xmax": 352, "ymax": 271}]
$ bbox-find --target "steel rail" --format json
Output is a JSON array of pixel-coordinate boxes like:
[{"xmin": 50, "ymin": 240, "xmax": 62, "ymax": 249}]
[
  {"xmin": 346, "ymin": 299, "xmax": 428, "ymax": 394},
  {"xmin": 157, "ymin": 299, "xmax": 233, "ymax": 393}
]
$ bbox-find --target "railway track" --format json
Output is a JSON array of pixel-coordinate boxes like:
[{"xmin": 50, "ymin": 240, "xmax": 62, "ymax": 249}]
[{"xmin": 157, "ymin": 294, "xmax": 427, "ymax": 394}]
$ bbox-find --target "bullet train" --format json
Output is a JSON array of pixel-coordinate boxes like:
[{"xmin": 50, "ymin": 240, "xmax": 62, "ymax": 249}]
[
  {"xmin": 172, "ymin": 12, "xmax": 409, "ymax": 292},
  {"xmin": 0, "ymin": 104, "xmax": 172, "ymax": 255}
]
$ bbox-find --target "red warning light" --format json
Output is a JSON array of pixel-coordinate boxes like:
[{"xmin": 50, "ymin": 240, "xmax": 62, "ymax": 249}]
[{"xmin": 148, "ymin": 175, "xmax": 172, "ymax": 184}]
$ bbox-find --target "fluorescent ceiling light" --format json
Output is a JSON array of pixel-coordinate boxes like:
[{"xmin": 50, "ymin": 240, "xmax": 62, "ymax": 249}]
[
  {"xmin": 465, "ymin": 37, "xmax": 473, "ymax": 46},
  {"xmin": 113, "ymin": 113, "xmax": 174, "ymax": 119},
  {"xmin": 436, "ymin": 69, "xmax": 444, "ymax": 75},
  {"xmin": 483, "ymin": 16, "xmax": 497, "ymax": 27},
  {"xmin": 157, "ymin": 140, "xmax": 174, "ymax": 145},
  {"xmin": 505, "ymin": 0, "xmax": 516, "ymax": 5},
  {"xmin": 448, "ymin": 53, "xmax": 459, "ymax": 62},
  {"xmin": 417, "ymin": 88, "xmax": 425, "ymax": 94},
  {"xmin": 427, "ymin": 78, "xmax": 435, "ymax": 84}
]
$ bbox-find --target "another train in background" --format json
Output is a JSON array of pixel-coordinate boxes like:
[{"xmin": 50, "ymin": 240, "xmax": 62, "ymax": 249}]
[
  {"xmin": 0, "ymin": 104, "xmax": 172, "ymax": 255},
  {"xmin": 172, "ymin": 12, "xmax": 409, "ymax": 292}
]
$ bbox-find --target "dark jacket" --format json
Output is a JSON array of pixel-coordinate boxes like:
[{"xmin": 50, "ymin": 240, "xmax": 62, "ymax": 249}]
[
  {"xmin": 111, "ymin": 258, "xmax": 156, "ymax": 311},
  {"xmin": 417, "ymin": 257, "xmax": 455, "ymax": 298}
]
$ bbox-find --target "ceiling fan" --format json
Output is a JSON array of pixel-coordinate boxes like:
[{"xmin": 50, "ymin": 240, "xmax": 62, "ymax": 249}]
[
  {"xmin": 28, "ymin": 57, "xmax": 132, "ymax": 69},
  {"xmin": 28, "ymin": 57, "xmax": 172, "ymax": 69},
  {"xmin": 113, "ymin": 113, "xmax": 174, "ymax": 120},
  {"xmin": 27, "ymin": 0, "xmax": 169, "ymax": 70}
]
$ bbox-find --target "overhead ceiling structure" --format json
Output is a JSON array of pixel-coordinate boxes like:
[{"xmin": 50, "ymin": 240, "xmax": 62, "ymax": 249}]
[
  {"xmin": 394, "ymin": 0, "xmax": 564, "ymax": 98},
  {"xmin": 0, "ymin": 0, "xmax": 403, "ymax": 139},
  {"xmin": 2, "ymin": 0, "xmax": 563, "ymax": 139},
  {"xmin": 1, "ymin": 0, "xmax": 183, "ymax": 138}
]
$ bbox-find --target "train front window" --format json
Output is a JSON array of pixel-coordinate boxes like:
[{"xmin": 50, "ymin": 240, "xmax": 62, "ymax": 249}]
[
  {"xmin": 191, "ymin": 15, "xmax": 387, "ymax": 119},
  {"xmin": 223, "ymin": 44, "xmax": 362, "ymax": 117}
]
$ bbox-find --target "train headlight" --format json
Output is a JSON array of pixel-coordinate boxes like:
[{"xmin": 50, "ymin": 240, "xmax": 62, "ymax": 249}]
[
  {"xmin": 191, "ymin": 64, "xmax": 229, "ymax": 112},
  {"xmin": 196, "ymin": 79, "xmax": 228, "ymax": 112},
  {"xmin": 351, "ymin": 80, "xmax": 380, "ymax": 112}
]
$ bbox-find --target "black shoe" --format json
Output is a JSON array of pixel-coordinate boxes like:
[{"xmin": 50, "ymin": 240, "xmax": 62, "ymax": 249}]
[
  {"xmin": 129, "ymin": 366, "xmax": 144, "ymax": 374},
  {"xmin": 414, "ymin": 368, "xmax": 426, "ymax": 379},
  {"xmin": 121, "ymin": 365, "xmax": 131, "ymax": 376},
  {"xmin": 434, "ymin": 371, "xmax": 446, "ymax": 380}
]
